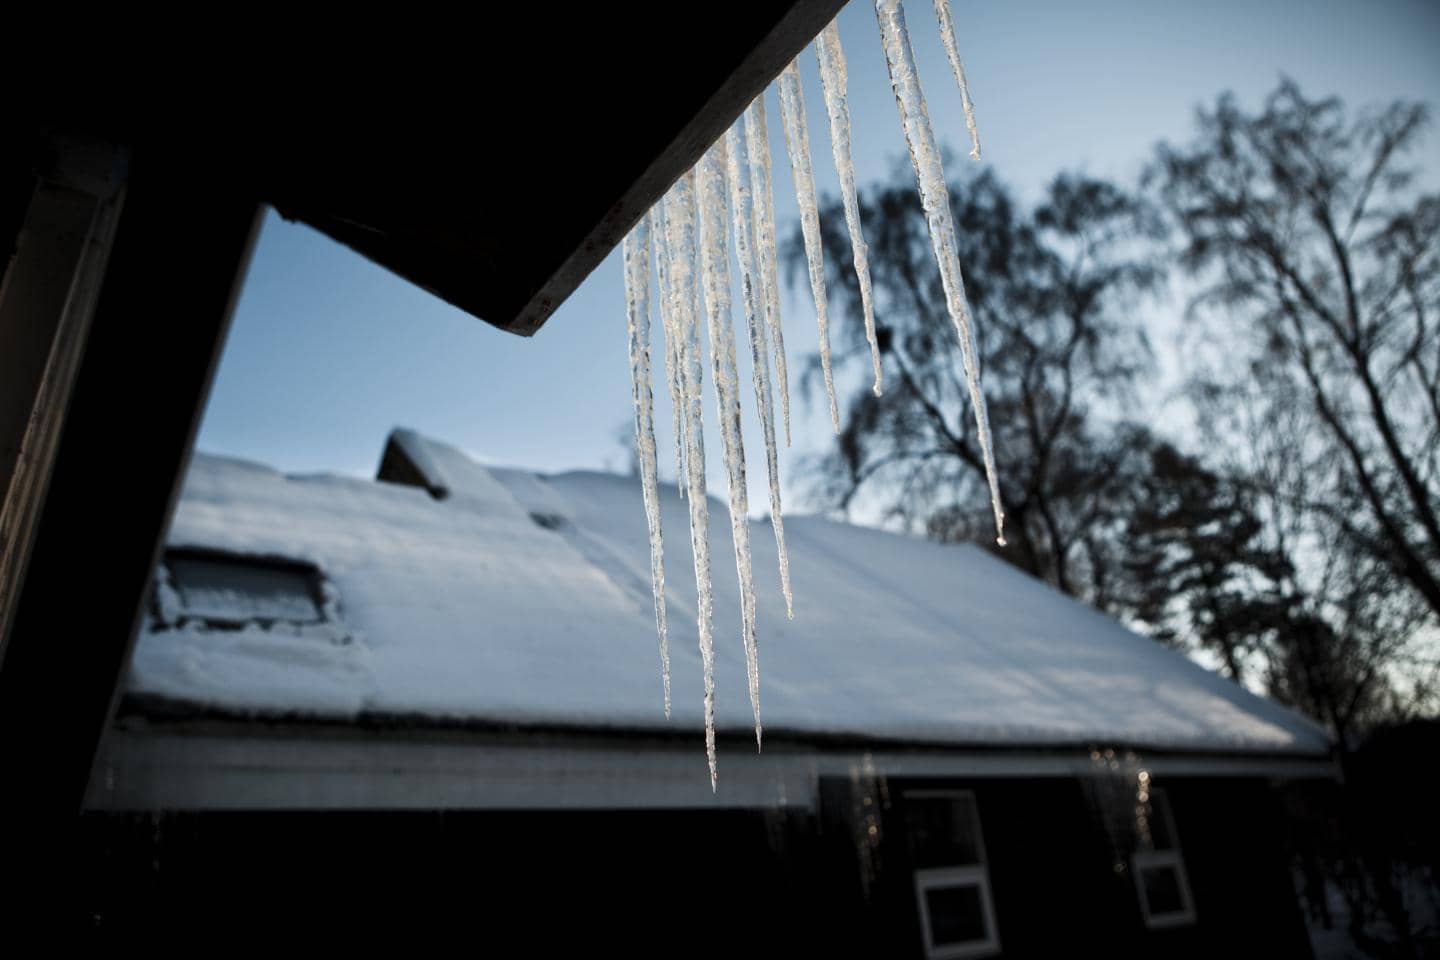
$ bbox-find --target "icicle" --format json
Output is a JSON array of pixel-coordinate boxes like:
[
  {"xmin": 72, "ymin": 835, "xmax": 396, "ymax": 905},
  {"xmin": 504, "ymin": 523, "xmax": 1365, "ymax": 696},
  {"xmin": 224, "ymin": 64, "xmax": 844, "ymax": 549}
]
[
  {"xmin": 651, "ymin": 200, "xmax": 687, "ymax": 498},
  {"xmin": 742, "ymin": 95, "xmax": 792, "ymax": 447},
  {"xmin": 663, "ymin": 171, "xmax": 719, "ymax": 789},
  {"xmin": 876, "ymin": 0, "xmax": 1005, "ymax": 545},
  {"xmin": 727, "ymin": 121, "xmax": 795, "ymax": 622},
  {"xmin": 932, "ymin": 0, "xmax": 982, "ymax": 160},
  {"xmin": 623, "ymin": 215, "xmax": 672, "ymax": 717},
  {"xmin": 816, "ymin": 23, "xmax": 884, "ymax": 399},
  {"xmin": 776, "ymin": 60, "xmax": 842, "ymax": 435},
  {"xmin": 696, "ymin": 138, "xmax": 763, "ymax": 751}
]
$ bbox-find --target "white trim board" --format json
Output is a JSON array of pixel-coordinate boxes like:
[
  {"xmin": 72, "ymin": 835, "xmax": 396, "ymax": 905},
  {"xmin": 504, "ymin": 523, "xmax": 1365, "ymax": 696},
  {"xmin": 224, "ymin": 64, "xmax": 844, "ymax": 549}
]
[{"xmin": 84, "ymin": 728, "xmax": 1337, "ymax": 812}]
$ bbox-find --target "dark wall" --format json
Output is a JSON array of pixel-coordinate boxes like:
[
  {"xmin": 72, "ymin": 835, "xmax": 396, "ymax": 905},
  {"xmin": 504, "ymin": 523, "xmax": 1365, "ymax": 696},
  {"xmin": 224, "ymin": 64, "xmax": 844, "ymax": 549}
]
[
  {"xmin": 77, "ymin": 808, "xmax": 834, "ymax": 951},
  {"xmin": 1164, "ymin": 777, "xmax": 1316, "ymax": 958},
  {"xmin": 73, "ymin": 776, "xmax": 1312, "ymax": 955},
  {"xmin": 816, "ymin": 775, "xmax": 1314, "ymax": 959}
]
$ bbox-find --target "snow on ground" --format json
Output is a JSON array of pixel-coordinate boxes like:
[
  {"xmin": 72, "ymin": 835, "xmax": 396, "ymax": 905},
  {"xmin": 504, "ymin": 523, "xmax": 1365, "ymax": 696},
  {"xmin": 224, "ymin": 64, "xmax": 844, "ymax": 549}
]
[{"xmin": 126, "ymin": 434, "xmax": 1331, "ymax": 754}]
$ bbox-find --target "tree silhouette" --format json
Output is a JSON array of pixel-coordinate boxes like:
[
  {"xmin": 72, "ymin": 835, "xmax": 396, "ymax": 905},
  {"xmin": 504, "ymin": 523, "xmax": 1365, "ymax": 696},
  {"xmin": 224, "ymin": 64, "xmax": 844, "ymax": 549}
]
[
  {"xmin": 1116, "ymin": 441, "xmax": 1292, "ymax": 683},
  {"xmin": 785, "ymin": 166, "xmax": 1164, "ymax": 607},
  {"xmin": 1152, "ymin": 80, "xmax": 1440, "ymax": 624}
]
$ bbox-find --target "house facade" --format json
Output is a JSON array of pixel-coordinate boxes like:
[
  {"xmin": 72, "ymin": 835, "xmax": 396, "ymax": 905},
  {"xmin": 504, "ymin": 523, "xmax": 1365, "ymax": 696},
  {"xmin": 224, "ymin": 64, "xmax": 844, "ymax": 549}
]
[{"xmin": 81, "ymin": 430, "xmax": 1332, "ymax": 954}]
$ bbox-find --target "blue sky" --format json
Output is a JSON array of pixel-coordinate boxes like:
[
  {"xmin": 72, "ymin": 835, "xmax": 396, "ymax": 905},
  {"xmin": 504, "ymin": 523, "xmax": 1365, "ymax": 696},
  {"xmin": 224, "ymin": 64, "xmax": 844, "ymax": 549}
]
[{"xmin": 198, "ymin": 0, "xmax": 1440, "ymax": 508}]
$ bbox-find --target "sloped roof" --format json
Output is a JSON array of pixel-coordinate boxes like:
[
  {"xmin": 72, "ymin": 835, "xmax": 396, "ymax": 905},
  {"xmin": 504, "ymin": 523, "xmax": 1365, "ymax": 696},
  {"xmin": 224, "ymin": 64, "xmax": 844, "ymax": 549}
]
[{"xmin": 127, "ymin": 433, "xmax": 1331, "ymax": 757}]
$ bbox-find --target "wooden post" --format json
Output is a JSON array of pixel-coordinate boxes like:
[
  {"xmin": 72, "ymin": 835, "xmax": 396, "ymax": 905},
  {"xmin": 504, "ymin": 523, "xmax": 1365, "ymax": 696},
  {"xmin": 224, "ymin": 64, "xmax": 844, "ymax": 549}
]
[
  {"xmin": 0, "ymin": 153, "xmax": 259, "ymax": 922},
  {"xmin": 0, "ymin": 139, "xmax": 127, "ymax": 654}
]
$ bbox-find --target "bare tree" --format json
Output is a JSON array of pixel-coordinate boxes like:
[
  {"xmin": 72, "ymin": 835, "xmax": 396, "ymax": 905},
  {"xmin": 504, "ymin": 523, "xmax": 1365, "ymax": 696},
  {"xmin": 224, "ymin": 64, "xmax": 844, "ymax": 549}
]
[
  {"xmin": 1117, "ymin": 441, "xmax": 1292, "ymax": 683},
  {"xmin": 787, "ymin": 168, "xmax": 1163, "ymax": 606},
  {"xmin": 1151, "ymin": 80, "xmax": 1440, "ymax": 623},
  {"xmin": 1190, "ymin": 359, "xmax": 1437, "ymax": 743}
]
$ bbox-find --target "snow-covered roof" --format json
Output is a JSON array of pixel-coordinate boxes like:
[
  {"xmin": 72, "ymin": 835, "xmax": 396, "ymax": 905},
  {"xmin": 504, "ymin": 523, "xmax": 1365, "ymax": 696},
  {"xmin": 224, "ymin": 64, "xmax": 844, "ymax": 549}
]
[{"xmin": 127, "ymin": 433, "xmax": 1331, "ymax": 757}]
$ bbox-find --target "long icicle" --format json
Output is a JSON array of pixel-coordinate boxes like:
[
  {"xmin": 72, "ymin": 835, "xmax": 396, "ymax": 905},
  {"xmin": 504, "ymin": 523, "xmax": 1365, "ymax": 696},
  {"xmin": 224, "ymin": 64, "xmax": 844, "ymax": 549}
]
[
  {"xmin": 623, "ymin": 214, "xmax": 672, "ymax": 717},
  {"xmin": 932, "ymin": 0, "xmax": 982, "ymax": 160},
  {"xmin": 651, "ymin": 200, "xmax": 687, "ymax": 497},
  {"xmin": 663, "ymin": 172, "xmax": 718, "ymax": 789},
  {"xmin": 697, "ymin": 138, "xmax": 763, "ymax": 751},
  {"xmin": 875, "ymin": 0, "xmax": 1005, "ymax": 544},
  {"xmin": 743, "ymin": 95, "xmax": 792, "ymax": 448},
  {"xmin": 727, "ymin": 121, "xmax": 795, "ymax": 622},
  {"xmin": 816, "ymin": 22, "xmax": 884, "ymax": 398},
  {"xmin": 776, "ymin": 60, "xmax": 841, "ymax": 435}
]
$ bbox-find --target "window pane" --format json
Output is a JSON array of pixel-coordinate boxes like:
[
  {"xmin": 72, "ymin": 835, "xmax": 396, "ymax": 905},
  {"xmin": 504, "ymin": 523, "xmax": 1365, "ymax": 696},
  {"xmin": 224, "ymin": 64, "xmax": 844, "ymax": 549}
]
[
  {"xmin": 1141, "ymin": 865, "xmax": 1185, "ymax": 916},
  {"xmin": 905, "ymin": 794, "xmax": 982, "ymax": 867},
  {"xmin": 168, "ymin": 553, "xmax": 322, "ymax": 624},
  {"xmin": 926, "ymin": 883, "xmax": 988, "ymax": 946}
]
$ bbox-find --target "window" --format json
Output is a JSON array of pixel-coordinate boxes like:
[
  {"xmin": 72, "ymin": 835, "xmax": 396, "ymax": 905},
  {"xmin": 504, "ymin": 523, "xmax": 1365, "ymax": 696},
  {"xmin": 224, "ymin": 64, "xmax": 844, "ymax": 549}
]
[
  {"xmin": 905, "ymin": 790, "xmax": 1001, "ymax": 959},
  {"xmin": 153, "ymin": 548, "xmax": 343, "ymax": 639},
  {"xmin": 1131, "ymin": 787, "xmax": 1196, "ymax": 929}
]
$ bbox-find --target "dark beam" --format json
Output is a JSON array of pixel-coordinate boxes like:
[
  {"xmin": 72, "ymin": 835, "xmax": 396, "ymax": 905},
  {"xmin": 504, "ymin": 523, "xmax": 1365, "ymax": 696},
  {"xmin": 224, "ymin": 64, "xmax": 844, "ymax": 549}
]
[
  {"xmin": 267, "ymin": 0, "xmax": 848, "ymax": 336},
  {"xmin": 0, "ymin": 158, "xmax": 258, "ymax": 909},
  {"xmin": 18, "ymin": 2, "xmax": 846, "ymax": 337},
  {"xmin": 501, "ymin": 0, "xmax": 849, "ymax": 335},
  {"xmin": 0, "ymin": 140, "xmax": 127, "ymax": 653}
]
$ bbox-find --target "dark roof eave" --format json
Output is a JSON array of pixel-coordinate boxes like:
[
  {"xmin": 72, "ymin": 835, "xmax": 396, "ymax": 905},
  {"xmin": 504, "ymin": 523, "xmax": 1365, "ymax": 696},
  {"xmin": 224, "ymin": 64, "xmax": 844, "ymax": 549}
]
[{"xmin": 114, "ymin": 693, "xmax": 1338, "ymax": 778}]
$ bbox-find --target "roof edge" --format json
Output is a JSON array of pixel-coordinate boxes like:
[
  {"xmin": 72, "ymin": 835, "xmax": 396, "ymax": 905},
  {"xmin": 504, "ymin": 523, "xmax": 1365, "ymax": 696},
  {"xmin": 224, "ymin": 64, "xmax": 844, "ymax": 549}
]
[{"xmin": 86, "ymin": 723, "xmax": 1339, "ymax": 814}]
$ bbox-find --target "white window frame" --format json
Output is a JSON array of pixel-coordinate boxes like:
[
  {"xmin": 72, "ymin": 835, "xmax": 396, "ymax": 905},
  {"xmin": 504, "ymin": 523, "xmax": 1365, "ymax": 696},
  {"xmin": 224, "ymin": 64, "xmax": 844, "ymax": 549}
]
[
  {"xmin": 1131, "ymin": 788, "xmax": 1197, "ymax": 929},
  {"xmin": 905, "ymin": 789, "xmax": 1001, "ymax": 960}
]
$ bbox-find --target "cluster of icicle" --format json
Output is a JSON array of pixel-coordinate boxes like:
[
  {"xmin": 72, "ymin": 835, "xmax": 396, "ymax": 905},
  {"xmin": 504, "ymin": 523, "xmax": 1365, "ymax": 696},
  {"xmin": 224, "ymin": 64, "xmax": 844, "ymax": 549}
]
[{"xmin": 622, "ymin": 0, "xmax": 1001, "ymax": 790}]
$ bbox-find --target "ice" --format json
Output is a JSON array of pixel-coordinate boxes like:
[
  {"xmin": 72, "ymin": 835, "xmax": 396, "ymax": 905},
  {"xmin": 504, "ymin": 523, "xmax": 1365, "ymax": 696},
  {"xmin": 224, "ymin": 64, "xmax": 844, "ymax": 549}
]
[
  {"xmin": 696, "ymin": 138, "xmax": 764, "ymax": 751},
  {"xmin": 622, "ymin": 215, "xmax": 671, "ymax": 717},
  {"xmin": 605, "ymin": 1, "xmax": 1002, "ymax": 776},
  {"xmin": 875, "ymin": 0, "xmax": 1005, "ymax": 545},
  {"xmin": 662, "ymin": 171, "xmax": 719, "ymax": 789},
  {"xmin": 932, "ymin": 0, "xmax": 982, "ymax": 160},
  {"xmin": 742, "ymin": 95, "xmax": 792, "ymax": 447},
  {"xmin": 649, "ymin": 201, "xmax": 687, "ymax": 498},
  {"xmin": 776, "ymin": 59, "xmax": 841, "ymax": 435},
  {"xmin": 726, "ymin": 121, "xmax": 795, "ymax": 622},
  {"xmin": 815, "ymin": 22, "xmax": 884, "ymax": 399}
]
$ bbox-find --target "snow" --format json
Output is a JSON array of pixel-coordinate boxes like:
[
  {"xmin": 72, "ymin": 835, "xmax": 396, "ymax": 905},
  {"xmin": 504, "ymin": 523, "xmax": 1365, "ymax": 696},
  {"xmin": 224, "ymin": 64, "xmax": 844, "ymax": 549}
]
[
  {"xmin": 129, "ymin": 438, "xmax": 1333, "ymax": 760},
  {"xmin": 876, "ymin": 0, "xmax": 1005, "ymax": 544},
  {"xmin": 388, "ymin": 427, "xmax": 451, "ymax": 498},
  {"xmin": 163, "ymin": 558, "xmax": 318, "ymax": 624},
  {"xmin": 623, "ymin": 215, "xmax": 671, "ymax": 717},
  {"xmin": 134, "ymin": 622, "xmax": 372, "ymax": 716}
]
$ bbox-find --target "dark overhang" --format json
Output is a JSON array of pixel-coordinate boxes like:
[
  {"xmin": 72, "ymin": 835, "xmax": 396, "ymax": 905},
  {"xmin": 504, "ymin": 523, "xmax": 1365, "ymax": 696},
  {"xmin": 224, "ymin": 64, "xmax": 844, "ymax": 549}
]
[
  {"xmin": 0, "ymin": 7, "xmax": 852, "ymax": 854},
  {"xmin": 19, "ymin": 2, "xmax": 846, "ymax": 336}
]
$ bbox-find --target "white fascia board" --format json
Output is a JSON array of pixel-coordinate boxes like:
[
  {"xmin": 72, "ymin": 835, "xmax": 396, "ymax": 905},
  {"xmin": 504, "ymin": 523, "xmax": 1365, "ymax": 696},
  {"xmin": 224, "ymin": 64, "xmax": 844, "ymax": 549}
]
[{"xmin": 85, "ymin": 728, "xmax": 1337, "ymax": 812}]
